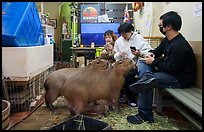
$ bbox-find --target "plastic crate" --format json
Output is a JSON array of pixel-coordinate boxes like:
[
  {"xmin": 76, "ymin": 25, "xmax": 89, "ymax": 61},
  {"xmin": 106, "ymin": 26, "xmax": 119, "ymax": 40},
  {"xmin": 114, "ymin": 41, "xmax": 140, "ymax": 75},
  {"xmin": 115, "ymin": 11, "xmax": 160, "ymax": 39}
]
[
  {"xmin": 2, "ymin": 2, "xmax": 44, "ymax": 47},
  {"xmin": 49, "ymin": 114, "xmax": 112, "ymax": 130}
]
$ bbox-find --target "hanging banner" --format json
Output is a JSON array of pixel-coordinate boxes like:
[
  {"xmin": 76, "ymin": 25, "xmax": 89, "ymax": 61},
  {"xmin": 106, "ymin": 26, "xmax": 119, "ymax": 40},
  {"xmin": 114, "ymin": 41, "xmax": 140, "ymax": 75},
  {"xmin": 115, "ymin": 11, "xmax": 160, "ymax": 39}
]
[
  {"xmin": 123, "ymin": 4, "xmax": 131, "ymax": 23},
  {"xmin": 81, "ymin": 4, "xmax": 100, "ymax": 23}
]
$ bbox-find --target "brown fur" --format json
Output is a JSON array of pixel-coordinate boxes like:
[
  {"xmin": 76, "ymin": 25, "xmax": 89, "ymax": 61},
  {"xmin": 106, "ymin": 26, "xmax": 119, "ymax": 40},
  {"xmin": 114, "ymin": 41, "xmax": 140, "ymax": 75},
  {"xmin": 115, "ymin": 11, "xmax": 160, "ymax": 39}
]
[
  {"xmin": 43, "ymin": 59, "xmax": 109, "ymax": 110},
  {"xmin": 62, "ymin": 58, "xmax": 134, "ymax": 115},
  {"xmin": 86, "ymin": 58, "xmax": 110, "ymax": 70},
  {"xmin": 43, "ymin": 58, "xmax": 134, "ymax": 115},
  {"xmin": 81, "ymin": 100, "xmax": 109, "ymax": 116}
]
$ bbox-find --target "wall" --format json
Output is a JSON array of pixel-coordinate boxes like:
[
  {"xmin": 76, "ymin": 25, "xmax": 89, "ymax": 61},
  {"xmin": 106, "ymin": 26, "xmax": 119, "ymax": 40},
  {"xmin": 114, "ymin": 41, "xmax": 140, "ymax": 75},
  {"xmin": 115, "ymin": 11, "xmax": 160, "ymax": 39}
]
[
  {"xmin": 133, "ymin": 2, "xmax": 202, "ymax": 41},
  {"xmin": 133, "ymin": 2, "xmax": 154, "ymax": 37},
  {"xmin": 39, "ymin": 2, "xmax": 202, "ymax": 45},
  {"xmin": 151, "ymin": 2, "xmax": 163, "ymax": 37},
  {"xmin": 43, "ymin": 2, "xmax": 60, "ymax": 48}
]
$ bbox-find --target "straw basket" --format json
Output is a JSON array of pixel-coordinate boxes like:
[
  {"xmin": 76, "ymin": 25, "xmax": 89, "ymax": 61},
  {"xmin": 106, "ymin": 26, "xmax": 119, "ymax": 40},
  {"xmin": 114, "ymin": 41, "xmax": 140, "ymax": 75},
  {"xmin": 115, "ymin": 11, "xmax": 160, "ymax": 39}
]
[{"xmin": 2, "ymin": 100, "xmax": 11, "ymax": 130}]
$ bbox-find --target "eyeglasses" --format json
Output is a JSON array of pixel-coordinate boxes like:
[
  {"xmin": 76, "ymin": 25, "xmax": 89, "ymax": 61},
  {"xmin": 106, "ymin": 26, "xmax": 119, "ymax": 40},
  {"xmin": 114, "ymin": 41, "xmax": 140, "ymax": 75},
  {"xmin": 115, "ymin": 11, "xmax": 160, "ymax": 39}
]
[{"xmin": 158, "ymin": 24, "xmax": 163, "ymax": 28}]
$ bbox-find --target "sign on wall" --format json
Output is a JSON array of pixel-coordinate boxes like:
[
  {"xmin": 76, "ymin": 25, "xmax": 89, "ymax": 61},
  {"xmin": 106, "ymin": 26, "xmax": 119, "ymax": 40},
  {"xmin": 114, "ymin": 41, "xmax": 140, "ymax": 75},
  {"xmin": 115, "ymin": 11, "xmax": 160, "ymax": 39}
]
[
  {"xmin": 193, "ymin": 2, "xmax": 202, "ymax": 17},
  {"xmin": 81, "ymin": 4, "xmax": 100, "ymax": 23}
]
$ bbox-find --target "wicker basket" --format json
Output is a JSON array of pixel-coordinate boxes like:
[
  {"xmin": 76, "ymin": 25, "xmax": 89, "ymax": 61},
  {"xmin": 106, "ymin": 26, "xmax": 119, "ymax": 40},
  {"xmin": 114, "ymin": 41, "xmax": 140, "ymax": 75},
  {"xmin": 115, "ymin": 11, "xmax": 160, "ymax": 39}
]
[{"xmin": 2, "ymin": 100, "xmax": 11, "ymax": 130}]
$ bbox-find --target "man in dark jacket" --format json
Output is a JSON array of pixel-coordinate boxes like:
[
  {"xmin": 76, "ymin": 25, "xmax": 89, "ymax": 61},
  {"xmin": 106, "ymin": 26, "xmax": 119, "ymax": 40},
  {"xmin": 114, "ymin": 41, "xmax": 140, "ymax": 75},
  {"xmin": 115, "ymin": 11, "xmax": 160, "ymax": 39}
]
[{"xmin": 127, "ymin": 11, "xmax": 197, "ymax": 124}]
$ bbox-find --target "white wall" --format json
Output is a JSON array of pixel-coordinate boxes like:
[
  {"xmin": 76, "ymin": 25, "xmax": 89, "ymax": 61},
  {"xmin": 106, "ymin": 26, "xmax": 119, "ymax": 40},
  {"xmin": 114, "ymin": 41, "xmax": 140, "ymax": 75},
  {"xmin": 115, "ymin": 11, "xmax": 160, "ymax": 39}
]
[
  {"xmin": 134, "ymin": 2, "xmax": 202, "ymax": 41},
  {"xmin": 133, "ymin": 2, "xmax": 154, "ymax": 37}
]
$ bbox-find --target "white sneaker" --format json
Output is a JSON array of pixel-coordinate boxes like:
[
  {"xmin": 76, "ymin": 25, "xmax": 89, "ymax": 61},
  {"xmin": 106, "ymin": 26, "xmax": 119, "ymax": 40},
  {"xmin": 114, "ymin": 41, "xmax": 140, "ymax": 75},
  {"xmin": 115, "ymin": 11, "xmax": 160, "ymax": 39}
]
[{"xmin": 130, "ymin": 102, "xmax": 137, "ymax": 107}]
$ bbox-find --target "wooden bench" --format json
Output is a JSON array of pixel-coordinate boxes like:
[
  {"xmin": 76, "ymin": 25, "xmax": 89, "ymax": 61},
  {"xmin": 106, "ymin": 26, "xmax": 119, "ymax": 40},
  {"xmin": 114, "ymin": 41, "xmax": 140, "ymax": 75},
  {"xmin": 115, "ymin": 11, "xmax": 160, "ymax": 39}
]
[{"xmin": 155, "ymin": 41, "xmax": 202, "ymax": 130}]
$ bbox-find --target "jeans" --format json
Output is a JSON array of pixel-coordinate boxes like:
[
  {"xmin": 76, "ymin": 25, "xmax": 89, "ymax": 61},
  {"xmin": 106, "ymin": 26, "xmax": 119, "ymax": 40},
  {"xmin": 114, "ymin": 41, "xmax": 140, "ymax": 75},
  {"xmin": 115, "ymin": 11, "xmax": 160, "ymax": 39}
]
[{"xmin": 137, "ymin": 61, "xmax": 182, "ymax": 120}]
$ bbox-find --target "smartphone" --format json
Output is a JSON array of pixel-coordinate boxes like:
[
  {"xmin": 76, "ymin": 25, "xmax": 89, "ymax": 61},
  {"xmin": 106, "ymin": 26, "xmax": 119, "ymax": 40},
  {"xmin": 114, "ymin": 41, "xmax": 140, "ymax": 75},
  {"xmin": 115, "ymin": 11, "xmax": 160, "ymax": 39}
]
[{"xmin": 130, "ymin": 46, "xmax": 136, "ymax": 51}]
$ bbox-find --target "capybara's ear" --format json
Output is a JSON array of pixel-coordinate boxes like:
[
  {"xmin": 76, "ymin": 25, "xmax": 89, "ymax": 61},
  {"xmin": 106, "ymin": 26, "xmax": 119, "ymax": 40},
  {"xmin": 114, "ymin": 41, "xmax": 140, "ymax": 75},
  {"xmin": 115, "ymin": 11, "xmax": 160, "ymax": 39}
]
[
  {"xmin": 129, "ymin": 59, "xmax": 133, "ymax": 64},
  {"xmin": 96, "ymin": 56, "xmax": 101, "ymax": 60},
  {"xmin": 87, "ymin": 61, "xmax": 92, "ymax": 66},
  {"xmin": 112, "ymin": 62, "xmax": 115, "ymax": 68},
  {"xmin": 108, "ymin": 62, "xmax": 113, "ymax": 69}
]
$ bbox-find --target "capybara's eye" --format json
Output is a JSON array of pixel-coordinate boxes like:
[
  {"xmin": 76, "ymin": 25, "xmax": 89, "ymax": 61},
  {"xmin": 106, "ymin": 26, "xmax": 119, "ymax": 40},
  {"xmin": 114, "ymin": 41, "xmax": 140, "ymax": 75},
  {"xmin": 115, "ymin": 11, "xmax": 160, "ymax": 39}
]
[
  {"xmin": 118, "ymin": 61, "xmax": 122, "ymax": 64},
  {"xmin": 97, "ymin": 61, "xmax": 100, "ymax": 64}
]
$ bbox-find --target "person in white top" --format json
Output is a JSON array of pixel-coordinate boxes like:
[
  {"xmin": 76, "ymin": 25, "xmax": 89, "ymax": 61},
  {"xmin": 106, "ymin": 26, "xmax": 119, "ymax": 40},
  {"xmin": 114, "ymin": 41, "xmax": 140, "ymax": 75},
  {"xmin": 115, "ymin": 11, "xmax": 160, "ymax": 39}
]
[
  {"xmin": 114, "ymin": 24, "xmax": 153, "ymax": 62},
  {"xmin": 114, "ymin": 23, "xmax": 153, "ymax": 107}
]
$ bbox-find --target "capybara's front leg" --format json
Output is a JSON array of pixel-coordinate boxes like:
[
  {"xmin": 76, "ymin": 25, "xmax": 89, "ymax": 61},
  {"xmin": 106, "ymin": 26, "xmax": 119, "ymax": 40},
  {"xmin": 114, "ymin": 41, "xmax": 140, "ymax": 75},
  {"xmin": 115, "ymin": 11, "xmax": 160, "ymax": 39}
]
[
  {"xmin": 67, "ymin": 103, "xmax": 76, "ymax": 115},
  {"xmin": 45, "ymin": 101, "xmax": 54, "ymax": 110},
  {"xmin": 73, "ymin": 101, "xmax": 84, "ymax": 115},
  {"xmin": 111, "ymin": 99, "xmax": 120, "ymax": 114},
  {"xmin": 45, "ymin": 92, "xmax": 60, "ymax": 110}
]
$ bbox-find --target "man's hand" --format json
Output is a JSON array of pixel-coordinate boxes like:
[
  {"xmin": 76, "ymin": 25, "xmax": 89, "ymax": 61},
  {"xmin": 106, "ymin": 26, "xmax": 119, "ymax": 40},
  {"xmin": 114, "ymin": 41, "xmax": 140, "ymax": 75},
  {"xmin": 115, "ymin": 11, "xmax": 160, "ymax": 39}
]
[
  {"xmin": 144, "ymin": 53, "xmax": 155, "ymax": 64},
  {"xmin": 145, "ymin": 52, "xmax": 155, "ymax": 58}
]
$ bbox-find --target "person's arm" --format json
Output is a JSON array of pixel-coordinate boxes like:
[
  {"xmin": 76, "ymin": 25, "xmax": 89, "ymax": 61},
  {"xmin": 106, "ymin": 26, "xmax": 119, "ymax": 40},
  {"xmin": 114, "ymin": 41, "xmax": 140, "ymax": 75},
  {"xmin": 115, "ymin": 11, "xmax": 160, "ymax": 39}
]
[
  {"xmin": 148, "ymin": 38, "xmax": 165, "ymax": 58},
  {"xmin": 136, "ymin": 34, "xmax": 153, "ymax": 56},
  {"xmin": 113, "ymin": 41, "xmax": 121, "ymax": 61},
  {"xmin": 152, "ymin": 42, "xmax": 185, "ymax": 75}
]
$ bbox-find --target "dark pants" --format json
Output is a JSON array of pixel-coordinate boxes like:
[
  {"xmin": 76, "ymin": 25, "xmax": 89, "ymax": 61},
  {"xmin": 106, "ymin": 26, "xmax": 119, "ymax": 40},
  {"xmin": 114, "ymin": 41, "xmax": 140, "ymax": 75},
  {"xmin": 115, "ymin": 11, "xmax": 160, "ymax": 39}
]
[{"xmin": 121, "ymin": 68, "xmax": 138, "ymax": 102}]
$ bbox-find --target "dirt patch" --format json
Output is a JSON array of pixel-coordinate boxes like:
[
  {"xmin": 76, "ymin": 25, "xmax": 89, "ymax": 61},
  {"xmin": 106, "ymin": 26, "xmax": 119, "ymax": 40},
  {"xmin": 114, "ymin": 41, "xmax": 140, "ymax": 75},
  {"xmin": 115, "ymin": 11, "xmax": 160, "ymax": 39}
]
[{"xmin": 9, "ymin": 97, "xmax": 70, "ymax": 130}]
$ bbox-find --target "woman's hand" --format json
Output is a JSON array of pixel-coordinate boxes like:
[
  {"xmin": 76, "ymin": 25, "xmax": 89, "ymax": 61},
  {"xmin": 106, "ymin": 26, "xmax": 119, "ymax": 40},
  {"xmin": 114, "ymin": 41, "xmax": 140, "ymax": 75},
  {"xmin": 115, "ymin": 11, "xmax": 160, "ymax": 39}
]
[
  {"xmin": 101, "ymin": 50, "xmax": 108, "ymax": 55},
  {"xmin": 131, "ymin": 49, "xmax": 141, "ymax": 57},
  {"xmin": 119, "ymin": 51, "xmax": 128, "ymax": 58}
]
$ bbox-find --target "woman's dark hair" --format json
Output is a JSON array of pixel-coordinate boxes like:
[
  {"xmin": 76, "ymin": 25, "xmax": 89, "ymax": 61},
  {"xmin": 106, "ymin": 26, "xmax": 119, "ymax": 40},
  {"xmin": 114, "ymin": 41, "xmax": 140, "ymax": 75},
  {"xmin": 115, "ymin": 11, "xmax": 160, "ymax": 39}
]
[
  {"xmin": 104, "ymin": 30, "xmax": 118, "ymax": 42},
  {"xmin": 104, "ymin": 30, "xmax": 114, "ymax": 37},
  {"xmin": 160, "ymin": 11, "xmax": 182, "ymax": 31},
  {"xmin": 118, "ymin": 23, "xmax": 134, "ymax": 34}
]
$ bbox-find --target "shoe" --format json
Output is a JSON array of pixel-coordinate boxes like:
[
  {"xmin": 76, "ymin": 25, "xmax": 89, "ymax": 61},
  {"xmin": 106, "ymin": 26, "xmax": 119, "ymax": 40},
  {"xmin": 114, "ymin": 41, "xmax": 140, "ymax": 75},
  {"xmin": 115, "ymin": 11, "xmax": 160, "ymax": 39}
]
[
  {"xmin": 119, "ymin": 97, "xmax": 128, "ymax": 104},
  {"xmin": 129, "ymin": 102, "xmax": 137, "ymax": 107},
  {"xmin": 127, "ymin": 113, "xmax": 154, "ymax": 124},
  {"xmin": 119, "ymin": 94, "xmax": 128, "ymax": 104},
  {"xmin": 129, "ymin": 73, "xmax": 157, "ymax": 93},
  {"xmin": 128, "ymin": 99, "xmax": 137, "ymax": 107}
]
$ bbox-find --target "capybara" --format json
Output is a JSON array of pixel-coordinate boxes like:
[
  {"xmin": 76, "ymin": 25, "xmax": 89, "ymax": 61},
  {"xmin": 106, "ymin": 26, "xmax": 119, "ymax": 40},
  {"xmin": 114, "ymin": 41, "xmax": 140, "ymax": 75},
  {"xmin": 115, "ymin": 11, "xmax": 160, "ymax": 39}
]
[
  {"xmin": 86, "ymin": 58, "xmax": 111, "ymax": 70},
  {"xmin": 62, "ymin": 58, "xmax": 134, "ymax": 115},
  {"xmin": 43, "ymin": 58, "xmax": 110, "ymax": 110}
]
